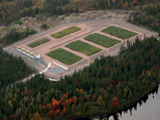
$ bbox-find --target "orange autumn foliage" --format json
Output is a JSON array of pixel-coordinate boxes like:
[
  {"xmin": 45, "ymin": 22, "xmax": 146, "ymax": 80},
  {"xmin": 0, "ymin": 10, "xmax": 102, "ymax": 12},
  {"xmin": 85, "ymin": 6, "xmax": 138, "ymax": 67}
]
[
  {"xmin": 24, "ymin": 89, "xmax": 29, "ymax": 95},
  {"xmin": 52, "ymin": 100, "xmax": 59, "ymax": 111},
  {"xmin": 51, "ymin": 98, "xmax": 56, "ymax": 102},
  {"xmin": 65, "ymin": 99, "xmax": 69, "ymax": 106},
  {"xmin": 61, "ymin": 107, "xmax": 67, "ymax": 116},
  {"xmin": 80, "ymin": 89, "xmax": 83, "ymax": 94},
  {"xmin": 69, "ymin": 98, "xmax": 73, "ymax": 105},
  {"xmin": 72, "ymin": 96, "xmax": 78, "ymax": 104},
  {"xmin": 41, "ymin": 105, "xmax": 45, "ymax": 110},
  {"xmin": 64, "ymin": 93, "xmax": 68, "ymax": 99}
]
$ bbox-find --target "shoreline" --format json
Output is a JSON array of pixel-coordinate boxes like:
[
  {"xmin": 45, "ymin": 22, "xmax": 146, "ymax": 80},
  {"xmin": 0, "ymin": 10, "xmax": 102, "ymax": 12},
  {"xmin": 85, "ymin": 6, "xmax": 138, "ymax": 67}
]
[{"xmin": 71, "ymin": 84, "xmax": 159, "ymax": 120}]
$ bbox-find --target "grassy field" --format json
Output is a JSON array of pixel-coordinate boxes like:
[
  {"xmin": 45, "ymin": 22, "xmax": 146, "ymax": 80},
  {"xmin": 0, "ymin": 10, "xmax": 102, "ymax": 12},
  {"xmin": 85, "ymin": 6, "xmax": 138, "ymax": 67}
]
[
  {"xmin": 84, "ymin": 33, "xmax": 120, "ymax": 48},
  {"xmin": 66, "ymin": 40, "xmax": 101, "ymax": 56},
  {"xmin": 28, "ymin": 39, "xmax": 50, "ymax": 48},
  {"xmin": 47, "ymin": 48, "xmax": 82, "ymax": 65},
  {"xmin": 102, "ymin": 26, "xmax": 137, "ymax": 39},
  {"xmin": 51, "ymin": 26, "xmax": 81, "ymax": 39}
]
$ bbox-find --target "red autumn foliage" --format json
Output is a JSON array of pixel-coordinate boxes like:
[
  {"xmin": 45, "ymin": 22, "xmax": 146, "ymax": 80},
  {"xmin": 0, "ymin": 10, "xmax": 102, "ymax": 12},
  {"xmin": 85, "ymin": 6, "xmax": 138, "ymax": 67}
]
[
  {"xmin": 157, "ymin": 65, "xmax": 160, "ymax": 70},
  {"xmin": 118, "ymin": 81, "xmax": 121, "ymax": 85},
  {"xmin": 112, "ymin": 79, "xmax": 116, "ymax": 84},
  {"xmin": 112, "ymin": 97, "xmax": 119, "ymax": 107},
  {"xmin": 11, "ymin": 115, "xmax": 15, "ymax": 118},
  {"xmin": 76, "ymin": 81, "xmax": 79, "ymax": 86},
  {"xmin": 61, "ymin": 102, "xmax": 66, "ymax": 107},
  {"xmin": 131, "ymin": 59, "xmax": 134, "ymax": 65},
  {"xmin": 108, "ymin": 85, "xmax": 110, "ymax": 89},
  {"xmin": 85, "ymin": 95, "xmax": 90, "ymax": 100},
  {"xmin": 106, "ymin": 67, "xmax": 109, "ymax": 70},
  {"xmin": 55, "ymin": 109, "xmax": 60, "ymax": 115},
  {"xmin": 107, "ymin": 79, "xmax": 110, "ymax": 84},
  {"xmin": 155, "ymin": 51, "xmax": 156, "ymax": 55}
]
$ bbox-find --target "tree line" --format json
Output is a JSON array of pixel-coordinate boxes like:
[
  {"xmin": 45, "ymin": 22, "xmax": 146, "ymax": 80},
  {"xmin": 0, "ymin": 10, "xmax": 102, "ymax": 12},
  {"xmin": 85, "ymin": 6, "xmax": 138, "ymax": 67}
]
[
  {"xmin": 0, "ymin": 0, "xmax": 160, "ymax": 25},
  {"xmin": 2, "ymin": 28, "xmax": 37, "ymax": 44}
]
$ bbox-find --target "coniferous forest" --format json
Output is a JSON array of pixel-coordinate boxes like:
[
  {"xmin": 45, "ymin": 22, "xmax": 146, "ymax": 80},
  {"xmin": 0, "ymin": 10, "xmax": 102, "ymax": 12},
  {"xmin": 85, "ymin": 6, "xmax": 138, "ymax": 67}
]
[
  {"xmin": 0, "ymin": 49, "xmax": 32, "ymax": 89},
  {"xmin": 0, "ymin": 37, "xmax": 159, "ymax": 120},
  {"xmin": 129, "ymin": 3, "xmax": 160, "ymax": 34}
]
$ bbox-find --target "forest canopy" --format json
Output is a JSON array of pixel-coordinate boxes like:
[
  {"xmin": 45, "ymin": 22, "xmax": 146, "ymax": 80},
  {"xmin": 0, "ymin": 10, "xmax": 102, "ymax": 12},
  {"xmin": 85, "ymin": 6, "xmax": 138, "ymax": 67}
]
[
  {"xmin": 0, "ymin": 49, "xmax": 33, "ymax": 89},
  {"xmin": 0, "ymin": 37, "xmax": 160, "ymax": 120}
]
